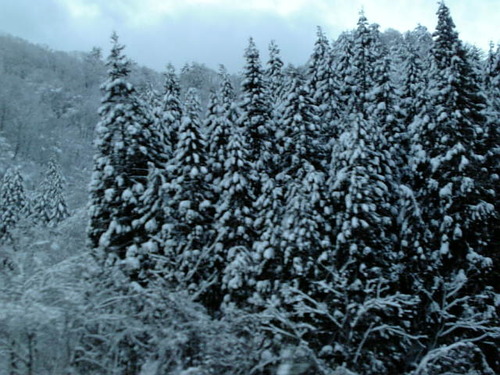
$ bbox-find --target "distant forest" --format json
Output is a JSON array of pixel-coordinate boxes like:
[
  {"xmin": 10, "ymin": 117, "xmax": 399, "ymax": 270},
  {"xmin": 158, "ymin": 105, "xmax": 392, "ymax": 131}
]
[{"xmin": 0, "ymin": 2, "xmax": 498, "ymax": 375}]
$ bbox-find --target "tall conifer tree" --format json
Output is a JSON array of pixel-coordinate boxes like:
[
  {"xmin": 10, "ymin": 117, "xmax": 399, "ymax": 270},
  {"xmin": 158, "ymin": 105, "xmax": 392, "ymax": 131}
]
[
  {"xmin": 0, "ymin": 168, "xmax": 27, "ymax": 239},
  {"xmin": 409, "ymin": 3, "xmax": 498, "ymax": 371},
  {"xmin": 239, "ymin": 38, "xmax": 274, "ymax": 174},
  {"xmin": 162, "ymin": 88, "xmax": 215, "ymax": 293},
  {"xmin": 88, "ymin": 33, "xmax": 165, "ymax": 282}
]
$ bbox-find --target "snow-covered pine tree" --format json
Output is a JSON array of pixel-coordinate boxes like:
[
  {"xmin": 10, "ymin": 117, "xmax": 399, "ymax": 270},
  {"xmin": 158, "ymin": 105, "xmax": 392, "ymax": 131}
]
[
  {"xmin": 279, "ymin": 68, "xmax": 324, "ymax": 173},
  {"xmin": 205, "ymin": 89, "xmax": 228, "ymax": 187},
  {"xmin": 143, "ymin": 84, "xmax": 173, "ymax": 158},
  {"xmin": 484, "ymin": 43, "xmax": 500, "ymax": 101},
  {"xmin": 400, "ymin": 38, "xmax": 427, "ymax": 143},
  {"xmin": 218, "ymin": 65, "xmax": 239, "ymax": 136},
  {"xmin": 409, "ymin": 2, "xmax": 498, "ymax": 371},
  {"xmin": 43, "ymin": 159, "xmax": 69, "ymax": 225},
  {"xmin": 307, "ymin": 27, "xmax": 330, "ymax": 97},
  {"xmin": 251, "ymin": 174, "xmax": 286, "ymax": 307},
  {"xmin": 161, "ymin": 63, "xmax": 183, "ymax": 151},
  {"xmin": 349, "ymin": 12, "xmax": 376, "ymax": 114},
  {"xmin": 251, "ymin": 68, "xmax": 325, "ymax": 309},
  {"xmin": 303, "ymin": 18, "xmax": 417, "ymax": 370},
  {"xmin": 404, "ymin": 25, "xmax": 434, "ymax": 70},
  {"xmin": 30, "ymin": 189, "xmax": 51, "ymax": 225},
  {"xmin": 397, "ymin": 37, "xmax": 434, "ymax": 290},
  {"xmin": 219, "ymin": 64, "xmax": 236, "ymax": 112},
  {"xmin": 307, "ymin": 27, "xmax": 340, "ymax": 144},
  {"xmin": 207, "ymin": 65, "xmax": 240, "ymax": 190},
  {"xmin": 0, "ymin": 168, "xmax": 27, "ymax": 239},
  {"xmin": 333, "ymin": 31, "xmax": 355, "ymax": 117},
  {"xmin": 266, "ymin": 40, "xmax": 285, "ymax": 106},
  {"xmin": 280, "ymin": 161, "xmax": 330, "ymax": 297},
  {"xmin": 333, "ymin": 13, "xmax": 379, "ymax": 138},
  {"xmin": 215, "ymin": 126, "xmax": 256, "ymax": 310},
  {"xmin": 369, "ymin": 48, "xmax": 406, "ymax": 177},
  {"xmin": 87, "ymin": 33, "xmax": 166, "ymax": 283},
  {"xmin": 275, "ymin": 69, "xmax": 331, "ymax": 300},
  {"xmin": 162, "ymin": 88, "xmax": 215, "ymax": 296},
  {"xmin": 321, "ymin": 111, "xmax": 415, "ymax": 374},
  {"xmin": 29, "ymin": 159, "xmax": 69, "ymax": 226},
  {"xmin": 412, "ymin": 1, "xmax": 495, "ymax": 277},
  {"xmin": 483, "ymin": 43, "xmax": 500, "ymax": 209},
  {"xmin": 239, "ymin": 38, "xmax": 275, "ymax": 175}
]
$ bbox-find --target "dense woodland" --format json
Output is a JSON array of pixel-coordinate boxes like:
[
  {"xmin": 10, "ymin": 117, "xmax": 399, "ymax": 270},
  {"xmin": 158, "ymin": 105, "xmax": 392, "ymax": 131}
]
[{"xmin": 0, "ymin": 2, "xmax": 499, "ymax": 374}]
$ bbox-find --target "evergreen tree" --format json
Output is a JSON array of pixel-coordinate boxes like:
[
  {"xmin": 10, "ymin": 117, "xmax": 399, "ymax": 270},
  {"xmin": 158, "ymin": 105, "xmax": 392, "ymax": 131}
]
[
  {"xmin": 483, "ymin": 44, "xmax": 500, "ymax": 239},
  {"xmin": 29, "ymin": 160, "xmax": 69, "ymax": 226},
  {"xmin": 349, "ymin": 12, "xmax": 376, "ymax": 114},
  {"xmin": 412, "ymin": 2, "xmax": 494, "ymax": 274},
  {"xmin": 207, "ymin": 65, "xmax": 240, "ymax": 190},
  {"xmin": 483, "ymin": 43, "xmax": 500, "ymax": 178},
  {"xmin": 279, "ymin": 162, "xmax": 330, "ymax": 297},
  {"xmin": 409, "ymin": 2, "xmax": 498, "ymax": 370},
  {"xmin": 162, "ymin": 88, "xmax": 215, "ymax": 294},
  {"xmin": 484, "ymin": 43, "xmax": 500, "ymax": 99},
  {"xmin": 321, "ymin": 112, "xmax": 413, "ymax": 374},
  {"xmin": 161, "ymin": 63, "xmax": 183, "ymax": 150},
  {"xmin": 266, "ymin": 40, "xmax": 285, "ymax": 105},
  {"xmin": 370, "ymin": 51, "xmax": 406, "ymax": 175},
  {"xmin": 219, "ymin": 64, "xmax": 236, "ymax": 112},
  {"xmin": 279, "ymin": 68, "xmax": 323, "ymax": 172},
  {"xmin": 132, "ymin": 162, "xmax": 168, "ymax": 278},
  {"xmin": 43, "ymin": 159, "xmax": 69, "ymax": 224},
  {"xmin": 218, "ymin": 65, "xmax": 239, "ymax": 139},
  {"xmin": 307, "ymin": 27, "xmax": 340, "ymax": 142},
  {"xmin": 239, "ymin": 38, "xmax": 274, "ymax": 173},
  {"xmin": 252, "ymin": 175, "xmax": 286, "ymax": 306},
  {"xmin": 214, "ymin": 126, "xmax": 256, "ymax": 309},
  {"xmin": 144, "ymin": 84, "xmax": 172, "ymax": 158},
  {"xmin": 205, "ymin": 89, "xmax": 228, "ymax": 186},
  {"xmin": 0, "ymin": 168, "xmax": 27, "ymax": 239},
  {"xmin": 400, "ymin": 39, "xmax": 427, "ymax": 136},
  {"xmin": 253, "ymin": 70, "xmax": 329, "ymax": 308},
  {"xmin": 30, "ymin": 188, "xmax": 51, "ymax": 225},
  {"xmin": 307, "ymin": 27, "xmax": 330, "ymax": 96},
  {"xmin": 87, "ymin": 33, "xmax": 165, "ymax": 283},
  {"xmin": 333, "ymin": 31, "xmax": 355, "ymax": 116}
]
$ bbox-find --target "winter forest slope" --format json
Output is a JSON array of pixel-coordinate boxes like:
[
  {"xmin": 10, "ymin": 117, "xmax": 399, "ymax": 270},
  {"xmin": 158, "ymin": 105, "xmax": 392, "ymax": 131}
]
[
  {"xmin": 1, "ymin": 2, "xmax": 499, "ymax": 375},
  {"xmin": 0, "ymin": 34, "xmax": 220, "ymax": 205}
]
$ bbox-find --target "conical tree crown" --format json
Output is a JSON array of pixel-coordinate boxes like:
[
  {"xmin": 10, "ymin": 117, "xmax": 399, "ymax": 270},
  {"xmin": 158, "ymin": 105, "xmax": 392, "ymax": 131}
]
[
  {"xmin": 88, "ymin": 34, "xmax": 164, "ymax": 283},
  {"xmin": 0, "ymin": 168, "xmax": 27, "ymax": 238},
  {"xmin": 239, "ymin": 38, "xmax": 273, "ymax": 170}
]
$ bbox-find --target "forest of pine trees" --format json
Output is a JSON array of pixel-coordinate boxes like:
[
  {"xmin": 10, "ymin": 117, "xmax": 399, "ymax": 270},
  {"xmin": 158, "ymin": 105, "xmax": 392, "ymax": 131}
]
[{"xmin": 1, "ymin": 2, "xmax": 498, "ymax": 374}]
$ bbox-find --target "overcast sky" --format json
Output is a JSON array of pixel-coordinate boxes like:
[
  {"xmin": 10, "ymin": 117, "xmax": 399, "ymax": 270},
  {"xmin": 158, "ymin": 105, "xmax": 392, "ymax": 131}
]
[{"xmin": 0, "ymin": 0, "xmax": 498, "ymax": 73}]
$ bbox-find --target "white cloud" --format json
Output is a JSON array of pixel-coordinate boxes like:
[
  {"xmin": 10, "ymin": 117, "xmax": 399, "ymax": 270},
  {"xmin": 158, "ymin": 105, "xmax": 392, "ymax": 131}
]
[
  {"xmin": 55, "ymin": 0, "xmax": 101, "ymax": 19},
  {"xmin": 1, "ymin": 0, "xmax": 497, "ymax": 72}
]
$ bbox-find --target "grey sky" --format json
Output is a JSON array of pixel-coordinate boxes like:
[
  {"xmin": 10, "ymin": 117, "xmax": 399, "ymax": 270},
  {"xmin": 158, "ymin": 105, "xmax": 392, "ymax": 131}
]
[{"xmin": 0, "ymin": 0, "xmax": 498, "ymax": 73}]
